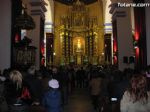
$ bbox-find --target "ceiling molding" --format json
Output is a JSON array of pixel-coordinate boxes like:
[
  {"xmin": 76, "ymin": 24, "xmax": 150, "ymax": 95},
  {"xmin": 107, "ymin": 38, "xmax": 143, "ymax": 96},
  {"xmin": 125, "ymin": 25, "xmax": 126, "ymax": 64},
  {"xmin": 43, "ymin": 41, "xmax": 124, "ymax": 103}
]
[
  {"xmin": 54, "ymin": 0, "xmax": 98, "ymax": 5},
  {"xmin": 30, "ymin": 0, "xmax": 47, "ymax": 19}
]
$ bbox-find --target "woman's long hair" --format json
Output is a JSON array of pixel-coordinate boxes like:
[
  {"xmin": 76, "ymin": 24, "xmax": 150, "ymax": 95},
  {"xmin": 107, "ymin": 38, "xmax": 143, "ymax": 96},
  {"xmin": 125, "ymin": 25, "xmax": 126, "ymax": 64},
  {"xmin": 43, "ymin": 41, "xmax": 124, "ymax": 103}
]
[
  {"xmin": 9, "ymin": 70, "xmax": 23, "ymax": 90},
  {"xmin": 128, "ymin": 74, "xmax": 148, "ymax": 103}
]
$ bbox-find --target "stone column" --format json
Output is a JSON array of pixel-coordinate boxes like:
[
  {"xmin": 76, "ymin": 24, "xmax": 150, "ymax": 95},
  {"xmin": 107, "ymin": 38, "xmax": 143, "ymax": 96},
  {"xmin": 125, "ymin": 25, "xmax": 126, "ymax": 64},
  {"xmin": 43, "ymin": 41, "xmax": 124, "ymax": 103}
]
[
  {"xmin": 145, "ymin": 0, "xmax": 150, "ymax": 65},
  {"xmin": 28, "ymin": 0, "xmax": 46, "ymax": 69},
  {"xmin": 110, "ymin": 3, "xmax": 134, "ymax": 70}
]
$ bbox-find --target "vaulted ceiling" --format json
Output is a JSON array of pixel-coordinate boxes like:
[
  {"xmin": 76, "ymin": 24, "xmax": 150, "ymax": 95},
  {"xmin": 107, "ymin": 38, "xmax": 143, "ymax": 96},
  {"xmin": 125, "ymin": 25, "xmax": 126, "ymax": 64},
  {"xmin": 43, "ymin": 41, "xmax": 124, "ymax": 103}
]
[{"xmin": 55, "ymin": 0, "xmax": 98, "ymax": 5}]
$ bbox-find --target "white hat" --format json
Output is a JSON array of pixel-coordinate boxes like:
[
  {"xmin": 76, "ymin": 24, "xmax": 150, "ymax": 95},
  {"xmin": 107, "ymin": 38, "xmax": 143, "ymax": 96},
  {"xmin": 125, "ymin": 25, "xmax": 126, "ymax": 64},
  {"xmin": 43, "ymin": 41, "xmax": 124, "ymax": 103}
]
[{"xmin": 48, "ymin": 79, "xmax": 59, "ymax": 89}]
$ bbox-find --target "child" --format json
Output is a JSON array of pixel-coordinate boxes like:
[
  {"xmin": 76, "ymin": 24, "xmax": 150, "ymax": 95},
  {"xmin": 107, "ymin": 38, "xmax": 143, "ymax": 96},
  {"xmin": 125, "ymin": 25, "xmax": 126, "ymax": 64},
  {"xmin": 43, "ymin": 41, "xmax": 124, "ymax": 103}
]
[{"xmin": 42, "ymin": 79, "xmax": 63, "ymax": 112}]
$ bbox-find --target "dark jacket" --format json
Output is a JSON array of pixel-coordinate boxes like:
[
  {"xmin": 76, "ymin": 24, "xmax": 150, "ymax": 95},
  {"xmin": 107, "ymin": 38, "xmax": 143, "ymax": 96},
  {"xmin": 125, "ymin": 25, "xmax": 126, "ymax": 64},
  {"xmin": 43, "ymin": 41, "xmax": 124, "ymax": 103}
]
[
  {"xmin": 0, "ymin": 80, "xmax": 8, "ymax": 112},
  {"xmin": 42, "ymin": 89, "xmax": 63, "ymax": 112},
  {"xmin": 24, "ymin": 74, "xmax": 43, "ymax": 102},
  {"xmin": 4, "ymin": 79, "xmax": 31, "ymax": 105},
  {"xmin": 4, "ymin": 79, "xmax": 23, "ymax": 104}
]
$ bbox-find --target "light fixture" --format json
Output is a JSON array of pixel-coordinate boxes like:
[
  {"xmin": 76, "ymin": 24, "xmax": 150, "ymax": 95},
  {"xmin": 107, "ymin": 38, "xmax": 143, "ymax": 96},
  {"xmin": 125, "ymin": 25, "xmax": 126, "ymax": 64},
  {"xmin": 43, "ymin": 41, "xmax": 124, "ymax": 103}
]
[
  {"xmin": 101, "ymin": 52, "xmax": 104, "ymax": 55},
  {"xmin": 133, "ymin": 40, "xmax": 138, "ymax": 49}
]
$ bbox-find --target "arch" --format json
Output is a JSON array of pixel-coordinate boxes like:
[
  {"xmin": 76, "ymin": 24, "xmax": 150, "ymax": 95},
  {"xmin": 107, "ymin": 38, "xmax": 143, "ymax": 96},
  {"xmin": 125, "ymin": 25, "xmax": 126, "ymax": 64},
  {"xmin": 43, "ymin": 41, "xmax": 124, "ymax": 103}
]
[
  {"xmin": 45, "ymin": 0, "xmax": 54, "ymax": 32},
  {"xmin": 101, "ymin": 0, "xmax": 112, "ymax": 34}
]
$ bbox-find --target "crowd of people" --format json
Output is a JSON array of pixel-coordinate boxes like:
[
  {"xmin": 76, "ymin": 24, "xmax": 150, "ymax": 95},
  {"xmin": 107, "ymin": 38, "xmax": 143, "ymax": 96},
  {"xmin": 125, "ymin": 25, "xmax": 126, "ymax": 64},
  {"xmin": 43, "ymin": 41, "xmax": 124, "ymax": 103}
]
[{"xmin": 0, "ymin": 64, "xmax": 150, "ymax": 112}]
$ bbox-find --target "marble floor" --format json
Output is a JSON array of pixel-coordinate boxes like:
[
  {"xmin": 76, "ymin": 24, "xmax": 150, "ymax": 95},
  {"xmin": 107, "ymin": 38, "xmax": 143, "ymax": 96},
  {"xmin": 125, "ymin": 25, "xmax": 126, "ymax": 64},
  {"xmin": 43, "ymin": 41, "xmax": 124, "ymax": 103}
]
[{"xmin": 64, "ymin": 88, "xmax": 96, "ymax": 112}]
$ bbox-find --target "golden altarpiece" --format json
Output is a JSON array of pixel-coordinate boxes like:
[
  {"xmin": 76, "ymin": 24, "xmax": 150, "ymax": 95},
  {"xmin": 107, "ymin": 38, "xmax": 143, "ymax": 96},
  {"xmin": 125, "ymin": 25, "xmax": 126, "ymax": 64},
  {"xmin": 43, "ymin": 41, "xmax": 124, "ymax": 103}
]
[{"xmin": 54, "ymin": 0, "xmax": 104, "ymax": 65}]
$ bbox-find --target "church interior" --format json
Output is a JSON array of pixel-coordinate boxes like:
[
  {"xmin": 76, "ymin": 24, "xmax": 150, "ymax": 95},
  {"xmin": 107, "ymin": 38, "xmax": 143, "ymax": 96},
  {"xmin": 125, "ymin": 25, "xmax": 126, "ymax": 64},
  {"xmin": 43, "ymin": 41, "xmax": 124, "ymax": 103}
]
[
  {"xmin": 1, "ymin": 0, "xmax": 150, "ymax": 71},
  {"xmin": 0, "ymin": 0, "xmax": 150, "ymax": 112}
]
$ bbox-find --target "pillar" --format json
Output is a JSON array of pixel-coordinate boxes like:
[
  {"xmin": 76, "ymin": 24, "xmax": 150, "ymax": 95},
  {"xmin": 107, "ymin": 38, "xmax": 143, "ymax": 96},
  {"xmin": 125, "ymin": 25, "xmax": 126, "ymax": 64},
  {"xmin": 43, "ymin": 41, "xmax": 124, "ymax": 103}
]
[
  {"xmin": 145, "ymin": 0, "xmax": 150, "ymax": 65},
  {"xmin": 110, "ymin": 4, "xmax": 134, "ymax": 70},
  {"xmin": 28, "ymin": 0, "xmax": 46, "ymax": 69}
]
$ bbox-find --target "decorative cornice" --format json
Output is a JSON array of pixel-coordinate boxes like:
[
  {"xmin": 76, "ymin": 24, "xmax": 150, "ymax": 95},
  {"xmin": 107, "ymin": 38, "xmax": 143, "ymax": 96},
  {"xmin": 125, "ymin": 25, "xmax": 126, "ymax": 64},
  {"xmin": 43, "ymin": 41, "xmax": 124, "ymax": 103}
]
[
  {"xmin": 45, "ymin": 22, "xmax": 53, "ymax": 25},
  {"xmin": 112, "ymin": 10, "xmax": 126, "ymax": 20},
  {"xmin": 104, "ymin": 23, "xmax": 112, "ymax": 26},
  {"xmin": 30, "ymin": 2, "xmax": 41, "ymax": 6},
  {"xmin": 31, "ymin": 9, "xmax": 45, "ymax": 18},
  {"xmin": 114, "ymin": 11, "xmax": 126, "ymax": 17},
  {"xmin": 55, "ymin": 0, "xmax": 97, "ymax": 5},
  {"xmin": 30, "ymin": 0, "xmax": 47, "ymax": 19},
  {"xmin": 109, "ymin": 2, "xmax": 127, "ymax": 21},
  {"xmin": 109, "ymin": 0, "xmax": 133, "ymax": 14},
  {"xmin": 109, "ymin": 3, "xmax": 117, "ymax": 14}
]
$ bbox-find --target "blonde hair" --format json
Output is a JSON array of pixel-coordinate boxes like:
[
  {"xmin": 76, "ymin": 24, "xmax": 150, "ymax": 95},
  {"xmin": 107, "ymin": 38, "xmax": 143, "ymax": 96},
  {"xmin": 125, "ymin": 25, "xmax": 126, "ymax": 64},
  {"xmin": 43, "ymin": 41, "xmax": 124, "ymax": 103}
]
[{"xmin": 9, "ymin": 70, "xmax": 23, "ymax": 90}]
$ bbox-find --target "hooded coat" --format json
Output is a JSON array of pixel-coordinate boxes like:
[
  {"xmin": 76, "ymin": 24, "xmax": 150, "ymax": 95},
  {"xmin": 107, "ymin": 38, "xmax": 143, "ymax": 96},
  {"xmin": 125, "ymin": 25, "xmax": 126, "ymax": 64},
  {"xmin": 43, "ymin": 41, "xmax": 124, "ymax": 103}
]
[{"xmin": 42, "ymin": 89, "xmax": 63, "ymax": 112}]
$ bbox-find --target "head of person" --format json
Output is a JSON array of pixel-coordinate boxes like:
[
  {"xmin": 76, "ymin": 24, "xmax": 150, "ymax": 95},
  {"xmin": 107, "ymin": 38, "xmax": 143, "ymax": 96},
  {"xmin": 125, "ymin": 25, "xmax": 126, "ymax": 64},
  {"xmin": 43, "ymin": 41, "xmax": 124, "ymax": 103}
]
[
  {"xmin": 36, "ymin": 70, "xmax": 42, "ymax": 79},
  {"xmin": 91, "ymin": 69, "xmax": 99, "ymax": 78},
  {"xmin": 128, "ymin": 74, "xmax": 148, "ymax": 103},
  {"xmin": 52, "ymin": 67, "xmax": 58, "ymax": 74},
  {"xmin": 9, "ymin": 70, "xmax": 23, "ymax": 89},
  {"xmin": 28, "ymin": 65, "xmax": 36, "ymax": 75},
  {"xmin": 48, "ymin": 79, "xmax": 59, "ymax": 89}
]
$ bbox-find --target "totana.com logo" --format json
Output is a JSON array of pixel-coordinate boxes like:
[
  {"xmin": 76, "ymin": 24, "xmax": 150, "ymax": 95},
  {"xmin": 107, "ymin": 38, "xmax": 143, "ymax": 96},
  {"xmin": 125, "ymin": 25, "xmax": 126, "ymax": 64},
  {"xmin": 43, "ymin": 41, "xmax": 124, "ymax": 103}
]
[{"xmin": 117, "ymin": 2, "xmax": 150, "ymax": 7}]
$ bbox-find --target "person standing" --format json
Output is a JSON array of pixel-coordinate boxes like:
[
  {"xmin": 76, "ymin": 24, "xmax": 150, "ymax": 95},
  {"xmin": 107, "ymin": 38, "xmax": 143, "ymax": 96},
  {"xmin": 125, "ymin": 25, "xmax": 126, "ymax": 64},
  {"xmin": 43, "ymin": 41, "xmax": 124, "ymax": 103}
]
[
  {"xmin": 42, "ymin": 79, "xmax": 63, "ymax": 112},
  {"xmin": 0, "ymin": 73, "xmax": 8, "ymax": 112},
  {"xmin": 89, "ymin": 69, "xmax": 102, "ymax": 111},
  {"xmin": 120, "ymin": 74, "xmax": 150, "ymax": 112},
  {"xmin": 25, "ymin": 66, "xmax": 43, "ymax": 104}
]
